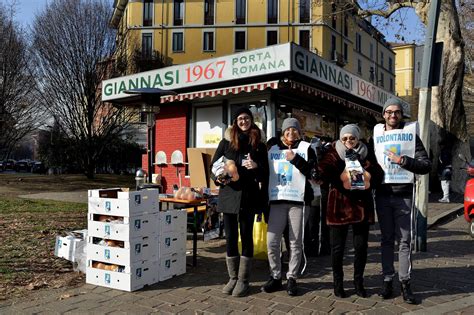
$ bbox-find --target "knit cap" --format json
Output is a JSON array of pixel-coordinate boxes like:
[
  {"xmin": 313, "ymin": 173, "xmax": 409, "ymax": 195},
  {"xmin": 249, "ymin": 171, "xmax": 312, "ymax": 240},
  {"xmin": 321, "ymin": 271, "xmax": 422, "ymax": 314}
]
[
  {"xmin": 383, "ymin": 97, "xmax": 404, "ymax": 114},
  {"xmin": 339, "ymin": 124, "xmax": 360, "ymax": 140},
  {"xmin": 281, "ymin": 118, "xmax": 302, "ymax": 134},
  {"xmin": 232, "ymin": 107, "xmax": 253, "ymax": 122}
]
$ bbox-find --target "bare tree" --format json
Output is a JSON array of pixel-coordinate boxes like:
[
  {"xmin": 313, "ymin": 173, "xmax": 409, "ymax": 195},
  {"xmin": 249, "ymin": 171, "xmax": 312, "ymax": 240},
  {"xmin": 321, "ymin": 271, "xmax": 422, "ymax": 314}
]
[
  {"xmin": 31, "ymin": 0, "xmax": 135, "ymax": 178},
  {"xmin": 0, "ymin": 4, "xmax": 45, "ymax": 160}
]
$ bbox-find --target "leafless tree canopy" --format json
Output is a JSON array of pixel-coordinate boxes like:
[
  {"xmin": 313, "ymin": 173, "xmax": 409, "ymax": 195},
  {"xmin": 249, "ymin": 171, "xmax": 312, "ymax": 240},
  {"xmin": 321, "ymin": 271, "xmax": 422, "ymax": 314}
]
[
  {"xmin": 0, "ymin": 4, "xmax": 44, "ymax": 159},
  {"xmin": 31, "ymin": 0, "xmax": 135, "ymax": 178}
]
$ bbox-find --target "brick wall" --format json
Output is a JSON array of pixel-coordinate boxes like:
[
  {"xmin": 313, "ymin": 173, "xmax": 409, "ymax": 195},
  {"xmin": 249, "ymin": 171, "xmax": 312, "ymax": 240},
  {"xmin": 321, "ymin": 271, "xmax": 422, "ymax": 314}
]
[{"xmin": 142, "ymin": 104, "xmax": 190, "ymax": 193}]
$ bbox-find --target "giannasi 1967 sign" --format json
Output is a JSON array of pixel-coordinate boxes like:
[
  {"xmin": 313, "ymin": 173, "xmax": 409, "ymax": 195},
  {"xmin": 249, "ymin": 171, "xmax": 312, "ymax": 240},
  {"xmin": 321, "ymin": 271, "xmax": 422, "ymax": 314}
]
[{"xmin": 101, "ymin": 44, "xmax": 291, "ymax": 101}]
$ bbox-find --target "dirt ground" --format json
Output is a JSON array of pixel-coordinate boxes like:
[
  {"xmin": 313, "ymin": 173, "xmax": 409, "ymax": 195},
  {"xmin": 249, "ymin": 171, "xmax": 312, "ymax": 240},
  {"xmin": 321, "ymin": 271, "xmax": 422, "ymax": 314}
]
[{"xmin": 0, "ymin": 173, "xmax": 135, "ymax": 301}]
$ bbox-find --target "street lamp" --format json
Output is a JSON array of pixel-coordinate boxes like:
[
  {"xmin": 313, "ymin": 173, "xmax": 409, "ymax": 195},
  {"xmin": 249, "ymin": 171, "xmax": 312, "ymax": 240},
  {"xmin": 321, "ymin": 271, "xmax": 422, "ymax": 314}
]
[{"xmin": 113, "ymin": 87, "xmax": 176, "ymax": 185}]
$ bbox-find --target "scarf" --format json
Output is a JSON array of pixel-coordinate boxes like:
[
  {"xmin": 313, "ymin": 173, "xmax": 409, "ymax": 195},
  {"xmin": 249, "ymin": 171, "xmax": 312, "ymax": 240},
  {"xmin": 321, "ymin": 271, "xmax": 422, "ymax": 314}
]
[{"xmin": 335, "ymin": 140, "xmax": 368, "ymax": 161}]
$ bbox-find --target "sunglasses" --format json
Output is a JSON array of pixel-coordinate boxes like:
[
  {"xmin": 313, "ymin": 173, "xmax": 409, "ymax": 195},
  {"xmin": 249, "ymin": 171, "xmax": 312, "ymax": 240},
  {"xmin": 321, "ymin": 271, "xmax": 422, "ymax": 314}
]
[{"xmin": 341, "ymin": 136, "xmax": 356, "ymax": 142}]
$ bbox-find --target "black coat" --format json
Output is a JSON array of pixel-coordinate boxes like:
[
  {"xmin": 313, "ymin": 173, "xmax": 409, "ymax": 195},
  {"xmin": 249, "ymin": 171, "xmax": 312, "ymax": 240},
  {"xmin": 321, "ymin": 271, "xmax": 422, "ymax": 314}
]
[{"xmin": 210, "ymin": 130, "xmax": 269, "ymax": 215}]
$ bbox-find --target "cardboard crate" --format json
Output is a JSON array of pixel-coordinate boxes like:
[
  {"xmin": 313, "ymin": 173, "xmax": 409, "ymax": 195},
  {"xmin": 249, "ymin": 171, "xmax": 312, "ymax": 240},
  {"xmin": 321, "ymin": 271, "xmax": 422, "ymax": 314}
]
[
  {"xmin": 88, "ymin": 188, "xmax": 159, "ymax": 216},
  {"xmin": 187, "ymin": 148, "xmax": 217, "ymax": 189},
  {"xmin": 86, "ymin": 260, "xmax": 159, "ymax": 292},
  {"xmin": 87, "ymin": 212, "xmax": 159, "ymax": 241},
  {"xmin": 158, "ymin": 231, "xmax": 186, "ymax": 256},
  {"xmin": 54, "ymin": 235, "xmax": 83, "ymax": 262},
  {"xmin": 158, "ymin": 252, "xmax": 186, "ymax": 282},
  {"xmin": 159, "ymin": 210, "xmax": 187, "ymax": 235},
  {"xmin": 87, "ymin": 235, "xmax": 159, "ymax": 265}
]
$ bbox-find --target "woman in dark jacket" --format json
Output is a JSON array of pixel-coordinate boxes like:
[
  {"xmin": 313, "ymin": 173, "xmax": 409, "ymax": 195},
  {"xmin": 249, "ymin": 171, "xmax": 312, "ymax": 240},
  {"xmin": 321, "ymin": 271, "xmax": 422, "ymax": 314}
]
[
  {"xmin": 261, "ymin": 117, "xmax": 317, "ymax": 296},
  {"xmin": 210, "ymin": 107, "xmax": 269, "ymax": 297},
  {"xmin": 318, "ymin": 124, "xmax": 383, "ymax": 298}
]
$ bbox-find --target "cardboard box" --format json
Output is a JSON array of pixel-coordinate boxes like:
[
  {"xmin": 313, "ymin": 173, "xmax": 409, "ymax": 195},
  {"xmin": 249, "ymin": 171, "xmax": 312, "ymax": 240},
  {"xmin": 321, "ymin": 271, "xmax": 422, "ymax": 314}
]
[
  {"xmin": 54, "ymin": 235, "xmax": 83, "ymax": 262},
  {"xmin": 87, "ymin": 235, "xmax": 159, "ymax": 265},
  {"xmin": 88, "ymin": 188, "xmax": 159, "ymax": 216},
  {"xmin": 159, "ymin": 210, "xmax": 187, "ymax": 235},
  {"xmin": 158, "ymin": 252, "xmax": 186, "ymax": 281},
  {"xmin": 187, "ymin": 148, "xmax": 217, "ymax": 189},
  {"xmin": 86, "ymin": 260, "xmax": 159, "ymax": 292},
  {"xmin": 87, "ymin": 212, "xmax": 159, "ymax": 241},
  {"xmin": 158, "ymin": 231, "xmax": 186, "ymax": 256}
]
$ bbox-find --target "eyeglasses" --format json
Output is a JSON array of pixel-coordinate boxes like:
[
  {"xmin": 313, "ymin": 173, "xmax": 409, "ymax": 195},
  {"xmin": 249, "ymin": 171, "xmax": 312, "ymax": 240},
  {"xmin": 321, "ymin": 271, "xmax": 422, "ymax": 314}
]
[
  {"xmin": 384, "ymin": 110, "xmax": 402, "ymax": 116},
  {"xmin": 237, "ymin": 116, "xmax": 251, "ymax": 122},
  {"xmin": 341, "ymin": 136, "xmax": 356, "ymax": 142}
]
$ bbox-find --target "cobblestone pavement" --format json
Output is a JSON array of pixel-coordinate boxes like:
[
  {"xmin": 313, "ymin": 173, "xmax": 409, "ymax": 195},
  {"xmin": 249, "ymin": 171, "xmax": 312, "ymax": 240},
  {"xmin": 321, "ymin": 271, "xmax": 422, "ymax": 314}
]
[{"xmin": 1, "ymin": 192, "xmax": 472, "ymax": 314}]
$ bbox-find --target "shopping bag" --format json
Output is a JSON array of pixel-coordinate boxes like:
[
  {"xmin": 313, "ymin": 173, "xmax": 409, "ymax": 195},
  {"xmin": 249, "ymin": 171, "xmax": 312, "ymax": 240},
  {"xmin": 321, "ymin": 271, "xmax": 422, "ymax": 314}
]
[{"xmin": 238, "ymin": 214, "xmax": 268, "ymax": 260}]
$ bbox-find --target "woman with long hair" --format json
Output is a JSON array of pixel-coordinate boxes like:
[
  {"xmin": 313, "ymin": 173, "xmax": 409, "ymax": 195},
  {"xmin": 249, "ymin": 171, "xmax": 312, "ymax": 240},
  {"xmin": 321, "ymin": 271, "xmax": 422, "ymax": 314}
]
[
  {"xmin": 318, "ymin": 124, "xmax": 383, "ymax": 298},
  {"xmin": 210, "ymin": 107, "xmax": 269, "ymax": 297}
]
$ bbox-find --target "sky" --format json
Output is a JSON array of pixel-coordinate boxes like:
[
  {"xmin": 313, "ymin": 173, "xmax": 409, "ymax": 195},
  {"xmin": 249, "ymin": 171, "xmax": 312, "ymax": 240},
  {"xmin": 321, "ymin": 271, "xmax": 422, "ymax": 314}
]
[{"xmin": 5, "ymin": 0, "xmax": 425, "ymax": 43}]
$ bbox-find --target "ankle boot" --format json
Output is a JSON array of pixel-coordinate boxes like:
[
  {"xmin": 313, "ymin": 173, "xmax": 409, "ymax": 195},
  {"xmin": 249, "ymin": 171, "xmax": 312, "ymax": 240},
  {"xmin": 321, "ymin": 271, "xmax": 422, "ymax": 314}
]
[
  {"xmin": 222, "ymin": 256, "xmax": 239, "ymax": 295},
  {"xmin": 333, "ymin": 279, "xmax": 346, "ymax": 298},
  {"xmin": 401, "ymin": 280, "xmax": 417, "ymax": 304},
  {"xmin": 378, "ymin": 280, "xmax": 393, "ymax": 299},
  {"xmin": 232, "ymin": 256, "xmax": 251, "ymax": 297},
  {"xmin": 354, "ymin": 279, "xmax": 367, "ymax": 298}
]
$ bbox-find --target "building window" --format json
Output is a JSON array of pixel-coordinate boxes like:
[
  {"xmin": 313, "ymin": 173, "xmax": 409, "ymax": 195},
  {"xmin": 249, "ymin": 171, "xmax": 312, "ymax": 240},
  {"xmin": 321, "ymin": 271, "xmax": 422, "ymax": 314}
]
[
  {"xmin": 236, "ymin": 0, "xmax": 246, "ymax": 24},
  {"xmin": 172, "ymin": 32, "xmax": 184, "ymax": 52},
  {"xmin": 235, "ymin": 31, "xmax": 246, "ymax": 51},
  {"xmin": 174, "ymin": 0, "xmax": 184, "ymax": 26},
  {"xmin": 331, "ymin": 2, "xmax": 336, "ymax": 29},
  {"xmin": 267, "ymin": 30, "xmax": 278, "ymax": 46},
  {"xmin": 343, "ymin": 14, "xmax": 348, "ymax": 36},
  {"xmin": 203, "ymin": 31, "xmax": 214, "ymax": 51},
  {"xmin": 369, "ymin": 66, "xmax": 375, "ymax": 82},
  {"xmin": 388, "ymin": 57, "xmax": 393, "ymax": 72},
  {"xmin": 357, "ymin": 59, "xmax": 362, "ymax": 74},
  {"xmin": 370, "ymin": 43, "xmax": 374, "ymax": 59},
  {"xmin": 204, "ymin": 0, "xmax": 215, "ymax": 25},
  {"xmin": 267, "ymin": 0, "xmax": 278, "ymax": 24},
  {"xmin": 299, "ymin": 30, "xmax": 310, "ymax": 50},
  {"xmin": 390, "ymin": 77, "xmax": 394, "ymax": 92},
  {"xmin": 331, "ymin": 35, "xmax": 336, "ymax": 60},
  {"xmin": 143, "ymin": 0, "xmax": 153, "ymax": 26},
  {"xmin": 381, "ymin": 52, "xmax": 384, "ymax": 68},
  {"xmin": 355, "ymin": 33, "xmax": 361, "ymax": 53},
  {"xmin": 300, "ymin": 0, "xmax": 310, "ymax": 23},
  {"xmin": 380, "ymin": 72, "xmax": 385, "ymax": 87},
  {"xmin": 343, "ymin": 42, "xmax": 348, "ymax": 62},
  {"xmin": 142, "ymin": 33, "xmax": 153, "ymax": 58}
]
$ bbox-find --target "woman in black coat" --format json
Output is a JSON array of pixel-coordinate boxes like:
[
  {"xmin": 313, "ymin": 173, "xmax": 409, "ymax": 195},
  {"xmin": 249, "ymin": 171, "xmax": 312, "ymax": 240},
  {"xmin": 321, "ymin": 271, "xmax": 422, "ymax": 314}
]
[{"xmin": 210, "ymin": 107, "xmax": 269, "ymax": 297}]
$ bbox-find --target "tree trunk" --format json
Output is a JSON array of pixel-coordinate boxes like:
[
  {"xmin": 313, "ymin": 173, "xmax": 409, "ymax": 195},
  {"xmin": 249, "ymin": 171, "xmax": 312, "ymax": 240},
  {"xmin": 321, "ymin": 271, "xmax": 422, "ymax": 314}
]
[{"xmin": 429, "ymin": 0, "xmax": 469, "ymax": 193}]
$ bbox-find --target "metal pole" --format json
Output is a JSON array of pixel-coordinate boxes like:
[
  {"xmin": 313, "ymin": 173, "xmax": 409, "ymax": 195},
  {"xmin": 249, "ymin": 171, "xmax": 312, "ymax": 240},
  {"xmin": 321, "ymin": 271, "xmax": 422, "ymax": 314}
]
[
  {"xmin": 415, "ymin": 0, "xmax": 441, "ymax": 252},
  {"xmin": 147, "ymin": 112, "xmax": 154, "ymax": 184}
]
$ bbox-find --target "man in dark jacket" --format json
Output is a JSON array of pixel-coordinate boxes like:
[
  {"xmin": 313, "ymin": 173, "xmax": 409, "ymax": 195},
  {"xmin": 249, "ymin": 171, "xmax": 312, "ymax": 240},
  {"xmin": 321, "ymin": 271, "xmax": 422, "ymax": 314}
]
[{"xmin": 372, "ymin": 98, "xmax": 432, "ymax": 304}]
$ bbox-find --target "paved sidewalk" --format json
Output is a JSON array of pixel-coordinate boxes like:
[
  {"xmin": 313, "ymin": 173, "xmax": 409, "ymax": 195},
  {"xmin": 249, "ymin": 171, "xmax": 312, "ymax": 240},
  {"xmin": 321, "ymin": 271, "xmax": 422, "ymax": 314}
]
[{"xmin": 2, "ymin": 191, "xmax": 471, "ymax": 314}]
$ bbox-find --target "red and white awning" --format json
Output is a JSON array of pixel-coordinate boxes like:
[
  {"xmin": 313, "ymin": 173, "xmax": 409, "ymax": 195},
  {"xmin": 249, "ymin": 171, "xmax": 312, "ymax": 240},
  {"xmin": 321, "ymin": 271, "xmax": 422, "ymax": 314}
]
[{"xmin": 160, "ymin": 80, "xmax": 279, "ymax": 103}]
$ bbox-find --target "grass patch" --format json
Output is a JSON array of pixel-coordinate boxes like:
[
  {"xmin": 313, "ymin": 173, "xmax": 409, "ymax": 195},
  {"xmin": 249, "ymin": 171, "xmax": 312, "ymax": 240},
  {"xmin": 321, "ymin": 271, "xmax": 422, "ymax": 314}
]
[{"xmin": 0, "ymin": 197, "xmax": 85, "ymax": 214}]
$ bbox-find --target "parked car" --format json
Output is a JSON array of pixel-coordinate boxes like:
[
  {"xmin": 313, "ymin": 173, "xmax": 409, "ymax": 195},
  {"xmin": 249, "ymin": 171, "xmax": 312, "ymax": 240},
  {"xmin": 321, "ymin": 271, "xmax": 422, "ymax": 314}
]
[
  {"xmin": 4, "ymin": 159, "xmax": 16, "ymax": 170},
  {"xmin": 0, "ymin": 161, "xmax": 4, "ymax": 171},
  {"xmin": 15, "ymin": 160, "xmax": 31, "ymax": 172},
  {"xmin": 31, "ymin": 162, "xmax": 46, "ymax": 174}
]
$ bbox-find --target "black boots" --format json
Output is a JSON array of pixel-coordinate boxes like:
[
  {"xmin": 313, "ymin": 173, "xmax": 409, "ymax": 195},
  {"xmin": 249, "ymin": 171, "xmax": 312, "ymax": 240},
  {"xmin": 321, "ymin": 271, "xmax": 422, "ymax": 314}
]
[
  {"xmin": 354, "ymin": 279, "xmax": 367, "ymax": 298},
  {"xmin": 401, "ymin": 280, "xmax": 417, "ymax": 304},
  {"xmin": 261, "ymin": 277, "xmax": 283, "ymax": 293},
  {"xmin": 286, "ymin": 278, "xmax": 297, "ymax": 296},
  {"xmin": 379, "ymin": 280, "xmax": 393, "ymax": 299},
  {"xmin": 333, "ymin": 279, "xmax": 347, "ymax": 298}
]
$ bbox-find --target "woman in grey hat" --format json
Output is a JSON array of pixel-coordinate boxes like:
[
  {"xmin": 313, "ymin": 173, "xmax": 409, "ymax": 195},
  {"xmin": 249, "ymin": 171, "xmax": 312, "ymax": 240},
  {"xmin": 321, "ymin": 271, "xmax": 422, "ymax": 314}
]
[
  {"xmin": 262, "ymin": 117, "xmax": 317, "ymax": 296},
  {"xmin": 317, "ymin": 124, "xmax": 383, "ymax": 298}
]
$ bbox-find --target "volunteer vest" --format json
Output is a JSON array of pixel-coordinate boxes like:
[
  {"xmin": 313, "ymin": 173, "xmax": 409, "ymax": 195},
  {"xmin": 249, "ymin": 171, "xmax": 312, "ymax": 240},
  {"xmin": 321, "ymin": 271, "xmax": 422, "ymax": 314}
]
[
  {"xmin": 373, "ymin": 122, "xmax": 418, "ymax": 184},
  {"xmin": 268, "ymin": 141, "xmax": 310, "ymax": 202}
]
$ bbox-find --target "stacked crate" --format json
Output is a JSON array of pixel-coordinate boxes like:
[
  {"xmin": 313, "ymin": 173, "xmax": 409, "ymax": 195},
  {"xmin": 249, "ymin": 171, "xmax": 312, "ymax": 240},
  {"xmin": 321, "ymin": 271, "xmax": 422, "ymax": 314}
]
[{"xmin": 85, "ymin": 188, "xmax": 186, "ymax": 292}]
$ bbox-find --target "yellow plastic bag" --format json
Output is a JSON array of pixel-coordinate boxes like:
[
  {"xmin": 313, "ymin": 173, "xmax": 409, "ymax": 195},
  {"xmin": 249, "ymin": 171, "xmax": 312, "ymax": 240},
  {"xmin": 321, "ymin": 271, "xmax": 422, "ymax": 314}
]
[{"xmin": 238, "ymin": 214, "xmax": 268, "ymax": 260}]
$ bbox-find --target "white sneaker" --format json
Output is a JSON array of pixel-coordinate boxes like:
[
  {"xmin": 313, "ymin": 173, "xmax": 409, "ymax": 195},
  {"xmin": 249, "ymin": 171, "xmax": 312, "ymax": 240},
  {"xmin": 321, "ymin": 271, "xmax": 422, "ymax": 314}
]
[{"xmin": 438, "ymin": 198, "xmax": 450, "ymax": 203}]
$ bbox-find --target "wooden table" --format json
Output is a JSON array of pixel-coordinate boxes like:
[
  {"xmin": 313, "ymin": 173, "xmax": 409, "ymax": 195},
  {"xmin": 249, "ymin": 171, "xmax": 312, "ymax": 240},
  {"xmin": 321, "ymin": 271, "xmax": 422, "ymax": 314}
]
[{"xmin": 159, "ymin": 197, "xmax": 207, "ymax": 267}]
